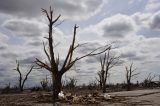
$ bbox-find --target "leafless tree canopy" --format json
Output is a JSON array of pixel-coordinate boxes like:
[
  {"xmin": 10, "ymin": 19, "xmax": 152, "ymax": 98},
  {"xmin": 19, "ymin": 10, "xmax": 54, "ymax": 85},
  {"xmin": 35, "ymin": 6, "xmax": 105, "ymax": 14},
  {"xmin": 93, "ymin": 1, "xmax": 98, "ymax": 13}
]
[
  {"xmin": 35, "ymin": 7, "xmax": 110, "ymax": 102},
  {"xmin": 125, "ymin": 62, "xmax": 139, "ymax": 91},
  {"xmin": 97, "ymin": 48, "xmax": 120, "ymax": 93},
  {"xmin": 143, "ymin": 73, "xmax": 156, "ymax": 88}
]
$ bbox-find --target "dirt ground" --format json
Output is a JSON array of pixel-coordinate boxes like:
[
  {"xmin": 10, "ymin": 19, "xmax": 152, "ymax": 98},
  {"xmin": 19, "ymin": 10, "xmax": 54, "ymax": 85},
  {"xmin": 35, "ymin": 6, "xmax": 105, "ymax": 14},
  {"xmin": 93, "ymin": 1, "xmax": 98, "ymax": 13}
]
[
  {"xmin": 0, "ymin": 89, "xmax": 160, "ymax": 106},
  {"xmin": 107, "ymin": 89, "xmax": 160, "ymax": 106}
]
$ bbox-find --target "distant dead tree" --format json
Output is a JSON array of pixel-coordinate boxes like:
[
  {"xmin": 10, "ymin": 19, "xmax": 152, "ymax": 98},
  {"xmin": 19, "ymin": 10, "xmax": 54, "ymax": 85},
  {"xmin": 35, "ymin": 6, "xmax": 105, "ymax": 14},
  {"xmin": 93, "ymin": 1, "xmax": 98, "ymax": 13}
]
[
  {"xmin": 88, "ymin": 80, "xmax": 98, "ymax": 90},
  {"xmin": 96, "ymin": 48, "xmax": 120, "ymax": 93},
  {"xmin": 14, "ymin": 60, "xmax": 34, "ymax": 92},
  {"xmin": 125, "ymin": 62, "xmax": 139, "ymax": 91},
  {"xmin": 40, "ymin": 76, "xmax": 49, "ymax": 90},
  {"xmin": 65, "ymin": 77, "xmax": 77, "ymax": 90},
  {"xmin": 143, "ymin": 73, "xmax": 156, "ymax": 88},
  {"xmin": 35, "ymin": 7, "xmax": 110, "ymax": 102}
]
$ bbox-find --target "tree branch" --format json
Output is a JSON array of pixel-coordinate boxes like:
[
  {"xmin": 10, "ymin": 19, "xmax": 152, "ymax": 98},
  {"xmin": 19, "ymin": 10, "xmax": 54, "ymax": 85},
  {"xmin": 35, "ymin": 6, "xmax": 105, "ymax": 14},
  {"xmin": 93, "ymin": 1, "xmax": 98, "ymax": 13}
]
[
  {"xmin": 22, "ymin": 65, "xmax": 34, "ymax": 88},
  {"xmin": 43, "ymin": 42, "xmax": 51, "ymax": 64},
  {"xmin": 35, "ymin": 58, "xmax": 51, "ymax": 71}
]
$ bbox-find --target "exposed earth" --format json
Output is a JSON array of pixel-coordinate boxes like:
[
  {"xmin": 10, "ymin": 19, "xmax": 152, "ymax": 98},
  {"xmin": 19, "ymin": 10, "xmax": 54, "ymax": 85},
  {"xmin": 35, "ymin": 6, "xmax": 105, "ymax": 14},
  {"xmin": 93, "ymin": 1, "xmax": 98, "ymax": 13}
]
[{"xmin": 0, "ymin": 89, "xmax": 160, "ymax": 106}]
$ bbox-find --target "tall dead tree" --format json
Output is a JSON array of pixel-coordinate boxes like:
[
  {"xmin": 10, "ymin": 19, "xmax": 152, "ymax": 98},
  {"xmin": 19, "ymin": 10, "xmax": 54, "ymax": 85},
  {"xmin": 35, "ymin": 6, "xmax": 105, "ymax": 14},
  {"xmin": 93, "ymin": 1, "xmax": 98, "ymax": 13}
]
[
  {"xmin": 15, "ymin": 60, "xmax": 34, "ymax": 92},
  {"xmin": 125, "ymin": 62, "xmax": 139, "ymax": 91},
  {"xmin": 97, "ymin": 48, "xmax": 119, "ymax": 93},
  {"xmin": 35, "ymin": 7, "xmax": 110, "ymax": 102}
]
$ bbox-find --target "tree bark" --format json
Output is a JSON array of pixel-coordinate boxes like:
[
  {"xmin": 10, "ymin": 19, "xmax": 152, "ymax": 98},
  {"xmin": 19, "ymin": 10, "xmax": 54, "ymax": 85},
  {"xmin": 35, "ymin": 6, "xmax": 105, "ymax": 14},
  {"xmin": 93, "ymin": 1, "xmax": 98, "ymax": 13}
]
[
  {"xmin": 102, "ymin": 81, "xmax": 106, "ymax": 93},
  {"xmin": 20, "ymin": 86, "xmax": 23, "ymax": 92},
  {"xmin": 52, "ymin": 73, "xmax": 62, "ymax": 102},
  {"xmin": 127, "ymin": 80, "xmax": 131, "ymax": 91},
  {"xmin": 100, "ymin": 81, "xmax": 102, "ymax": 90}
]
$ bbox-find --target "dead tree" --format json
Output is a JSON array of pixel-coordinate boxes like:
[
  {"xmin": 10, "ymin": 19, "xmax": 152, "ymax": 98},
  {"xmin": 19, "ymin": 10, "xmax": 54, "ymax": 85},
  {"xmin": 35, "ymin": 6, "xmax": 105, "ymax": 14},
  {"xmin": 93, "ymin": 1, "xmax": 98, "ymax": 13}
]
[
  {"xmin": 35, "ymin": 7, "xmax": 110, "ymax": 102},
  {"xmin": 65, "ymin": 77, "xmax": 77, "ymax": 90},
  {"xmin": 97, "ymin": 71, "xmax": 103, "ymax": 90},
  {"xmin": 97, "ymin": 48, "xmax": 119, "ymax": 93},
  {"xmin": 15, "ymin": 60, "xmax": 34, "ymax": 92},
  {"xmin": 40, "ymin": 76, "xmax": 49, "ymax": 90},
  {"xmin": 143, "ymin": 73, "xmax": 156, "ymax": 88},
  {"xmin": 125, "ymin": 62, "xmax": 139, "ymax": 91}
]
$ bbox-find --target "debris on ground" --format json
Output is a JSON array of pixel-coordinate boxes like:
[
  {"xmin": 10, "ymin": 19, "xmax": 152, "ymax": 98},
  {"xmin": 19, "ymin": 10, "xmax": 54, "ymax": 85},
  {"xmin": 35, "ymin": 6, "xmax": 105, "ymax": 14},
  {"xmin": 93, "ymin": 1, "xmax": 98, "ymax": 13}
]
[
  {"xmin": 37, "ymin": 91, "xmax": 115, "ymax": 105},
  {"xmin": 58, "ymin": 91, "xmax": 64, "ymax": 100},
  {"xmin": 103, "ymin": 93, "xmax": 111, "ymax": 100}
]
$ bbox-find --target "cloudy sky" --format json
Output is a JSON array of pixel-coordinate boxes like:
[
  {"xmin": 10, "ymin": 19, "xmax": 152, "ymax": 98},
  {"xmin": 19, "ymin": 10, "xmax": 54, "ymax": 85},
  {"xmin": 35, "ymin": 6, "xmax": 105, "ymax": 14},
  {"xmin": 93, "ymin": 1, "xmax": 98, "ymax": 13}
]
[{"xmin": 0, "ymin": 0, "xmax": 160, "ymax": 87}]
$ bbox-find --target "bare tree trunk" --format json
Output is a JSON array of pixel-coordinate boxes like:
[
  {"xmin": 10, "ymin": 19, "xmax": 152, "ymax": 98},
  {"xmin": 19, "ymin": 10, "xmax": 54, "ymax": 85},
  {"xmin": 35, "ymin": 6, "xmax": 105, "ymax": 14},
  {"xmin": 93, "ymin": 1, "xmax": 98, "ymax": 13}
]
[
  {"xmin": 100, "ymin": 81, "xmax": 102, "ymax": 90},
  {"xmin": 97, "ymin": 49, "xmax": 119, "ymax": 93},
  {"xmin": 19, "ymin": 75, "xmax": 23, "ymax": 91},
  {"xmin": 20, "ymin": 86, "xmax": 23, "ymax": 92},
  {"xmin": 127, "ymin": 80, "xmax": 131, "ymax": 91},
  {"xmin": 125, "ymin": 62, "xmax": 139, "ymax": 91},
  {"xmin": 102, "ymin": 81, "xmax": 106, "ymax": 93},
  {"xmin": 52, "ymin": 73, "xmax": 62, "ymax": 102}
]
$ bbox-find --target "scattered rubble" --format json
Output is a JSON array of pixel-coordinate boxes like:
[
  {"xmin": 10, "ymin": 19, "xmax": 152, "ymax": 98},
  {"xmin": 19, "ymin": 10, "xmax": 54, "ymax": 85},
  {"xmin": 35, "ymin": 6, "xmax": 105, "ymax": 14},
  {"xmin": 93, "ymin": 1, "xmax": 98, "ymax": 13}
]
[{"xmin": 37, "ymin": 91, "xmax": 114, "ymax": 105}]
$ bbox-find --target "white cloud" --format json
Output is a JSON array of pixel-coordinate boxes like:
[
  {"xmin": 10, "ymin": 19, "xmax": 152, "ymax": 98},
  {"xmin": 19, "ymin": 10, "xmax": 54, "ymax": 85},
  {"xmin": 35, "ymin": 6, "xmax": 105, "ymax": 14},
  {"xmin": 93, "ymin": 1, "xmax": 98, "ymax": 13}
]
[
  {"xmin": 3, "ymin": 18, "xmax": 47, "ymax": 38},
  {"xmin": 0, "ymin": 32, "xmax": 9, "ymax": 42},
  {"xmin": 145, "ymin": 0, "xmax": 160, "ymax": 12},
  {"xmin": 81, "ymin": 14, "xmax": 136, "ymax": 43},
  {"xmin": 132, "ymin": 12, "xmax": 151, "ymax": 28},
  {"xmin": 101, "ymin": 14, "xmax": 136, "ymax": 38},
  {"xmin": 128, "ymin": 0, "xmax": 143, "ymax": 4}
]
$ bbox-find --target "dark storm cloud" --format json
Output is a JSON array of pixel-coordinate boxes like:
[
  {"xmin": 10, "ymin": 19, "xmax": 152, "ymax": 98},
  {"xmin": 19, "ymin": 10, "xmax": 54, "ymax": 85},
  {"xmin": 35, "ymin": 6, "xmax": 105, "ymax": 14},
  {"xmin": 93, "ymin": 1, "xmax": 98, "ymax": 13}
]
[
  {"xmin": 120, "ymin": 51, "xmax": 146, "ymax": 61},
  {"xmin": 0, "ymin": 52, "xmax": 18, "ymax": 58},
  {"xmin": 121, "ymin": 52, "xmax": 136, "ymax": 58},
  {"xmin": 128, "ymin": 55, "xmax": 146, "ymax": 61},
  {"xmin": 150, "ymin": 11, "xmax": 160, "ymax": 30},
  {"xmin": 0, "ymin": 0, "xmax": 103, "ymax": 19},
  {"xmin": 85, "ymin": 14, "xmax": 136, "ymax": 40},
  {"xmin": 0, "ymin": 63, "xmax": 14, "ymax": 78},
  {"xmin": 78, "ymin": 42, "xmax": 103, "ymax": 54},
  {"xmin": 101, "ymin": 14, "xmax": 135, "ymax": 38},
  {"xmin": 87, "ymin": 67, "xmax": 97, "ymax": 71},
  {"xmin": 0, "ymin": 0, "xmax": 55, "ymax": 17},
  {"xmin": 0, "ymin": 46, "xmax": 6, "ymax": 50},
  {"xmin": 27, "ymin": 41, "xmax": 42, "ymax": 47},
  {"xmin": 19, "ymin": 54, "xmax": 42, "ymax": 65},
  {"xmin": 26, "ymin": 38, "xmax": 43, "ymax": 47},
  {"xmin": 85, "ymin": 58, "xmax": 97, "ymax": 64},
  {"xmin": 116, "ymin": 60, "xmax": 125, "ymax": 66},
  {"xmin": 19, "ymin": 58, "xmax": 34, "ymax": 65},
  {"xmin": 103, "ymin": 21, "xmax": 134, "ymax": 38},
  {"xmin": 76, "ymin": 69, "xmax": 94, "ymax": 74},
  {"xmin": 3, "ymin": 19, "xmax": 44, "ymax": 38},
  {"xmin": 155, "ymin": 54, "xmax": 160, "ymax": 58},
  {"xmin": 0, "ymin": 67, "xmax": 7, "ymax": 72}
]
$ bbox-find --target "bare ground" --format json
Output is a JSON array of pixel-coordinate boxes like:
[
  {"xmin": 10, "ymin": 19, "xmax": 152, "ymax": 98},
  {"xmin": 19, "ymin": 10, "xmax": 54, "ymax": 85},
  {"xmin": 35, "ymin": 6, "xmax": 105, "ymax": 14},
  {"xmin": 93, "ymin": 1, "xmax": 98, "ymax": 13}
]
[{"xmin": 0, "ymin": 89, "xmax": 160, "ymax": 106}]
